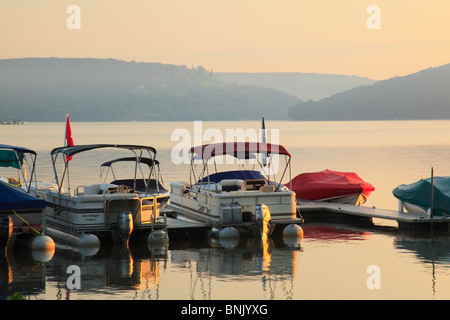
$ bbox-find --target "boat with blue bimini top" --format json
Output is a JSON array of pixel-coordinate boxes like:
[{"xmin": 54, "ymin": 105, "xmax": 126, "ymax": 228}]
[
  {"xmin": 169, "ymin": 141, "xmax": 303, "ymax": 238},
  {"xmin": 42, "ymin": 144, "xmax": 169, "ymax": 245},
  {"xmin": 0, "ymin": 144, "xmax": 55, "ymax": 250}
]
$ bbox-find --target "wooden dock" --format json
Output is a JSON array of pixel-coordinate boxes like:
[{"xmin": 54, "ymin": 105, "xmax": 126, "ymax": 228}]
[
  {"xmin": 162, "ymin": 210, "xmax": 211, "ymax": 238},
  {"xmin": 297, "ymin": 200, "xmax": 450, "ymax": 233}
]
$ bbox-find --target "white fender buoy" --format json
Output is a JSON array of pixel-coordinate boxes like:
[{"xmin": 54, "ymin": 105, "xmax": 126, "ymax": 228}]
[
  {"xmin": 78, "ymin": 233, "xmax": 100, "ymax": 248},
  {"xmin": 219, "ymin": 226, "xmax": 240, "ymax": 239},
  {"xmin": 30, "ymin": 235, "xmax": 55, "ymax": 261},
  {"xmin": 219, "ymin": 238, "xmax": 239, "ymax": 249},
  {"xmin": 283, "ymin": 224, "xmax": 304, "ymax": 238},
  {"xmin": 77, "ymin": 246, "xmax": 100, "ymax": 256},
  {"xmin": 283, "ymin": 237, "xmax": 302, "ymax": 249},
  {"xmin": 31, "ymin": 249, "xmax": 54, "ymax": 262},
  {"xmin": 31, "ymin": 234, "xmax": 55, "ymax": 251},
  {"xmin": 148, "ymin": 229, "xmax": 168, "ymax": 243}
]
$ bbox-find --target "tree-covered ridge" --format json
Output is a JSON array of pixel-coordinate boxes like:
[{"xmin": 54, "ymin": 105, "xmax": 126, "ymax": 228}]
[
  {"xmin": 0, "ymin": 58, "xmax": 301, "ymax": 122},
  {"xmin": 215, "ymin": 72, "xmax": 376, "ymax": 101},
  {"xmin": 288, "ymin": 64, "xmax": 450, "ymax": 121}
]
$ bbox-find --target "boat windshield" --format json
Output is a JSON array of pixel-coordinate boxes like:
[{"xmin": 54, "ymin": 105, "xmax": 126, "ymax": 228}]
[
  {"xmin": 0, "ymin": 144, "xmax": 38, "ymax": 192},
  {"xmin": 189, "ymin": 142, "xmax": 292, "ymax": 190}
]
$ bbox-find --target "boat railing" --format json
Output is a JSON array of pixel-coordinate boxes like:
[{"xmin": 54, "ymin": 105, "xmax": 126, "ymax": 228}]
[
  {"xmin": 139, "ymin": 194, "xmax": 167, "ymax": 224},
  {"xmin": 75, "ymin": 183, "xmax": 134, "ymax": 196}
]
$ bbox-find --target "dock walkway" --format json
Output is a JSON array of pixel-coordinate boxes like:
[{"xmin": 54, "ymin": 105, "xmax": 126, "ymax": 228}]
[
  {"xmin": 297, "ymin": 200, "xmax": 450, "ymax": 232},
  {"xmin": 162, "ymin": 210, "xmax": 211, "ymax": 238}
]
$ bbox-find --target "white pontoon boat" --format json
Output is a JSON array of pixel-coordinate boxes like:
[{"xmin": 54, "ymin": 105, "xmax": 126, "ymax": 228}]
[
  {"xmin": 169, "ymin": 142, "xmax": 302, "ymax": 238},
  {"xmin": 43, "ymin": 144, "xmax": 168, "ymax": 244}
]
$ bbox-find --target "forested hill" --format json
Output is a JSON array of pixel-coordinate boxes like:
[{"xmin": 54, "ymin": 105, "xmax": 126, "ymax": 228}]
[
  {"xmin": 215, "ymin": 72, "xmax": 376, "ymax": 101},
  {"xmin": 288, "ymin": 64, "xmax": 450, "ymax": 121},
  {"xmin": 0, "ymin": 58, "xmax": 301, "ymax": 122}
]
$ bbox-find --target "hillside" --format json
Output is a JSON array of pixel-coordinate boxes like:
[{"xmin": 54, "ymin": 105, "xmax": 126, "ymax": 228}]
[
  {"xmin": 0, "ymin": 58, "xmax": 301, "ymax": 122},
  {"xmin": 288, "ymin": 64, "xmax": 450, "ymax": 121},
  {"xmin": 214, "ymin": 72, "xmax": 376, "ymax": 101}
]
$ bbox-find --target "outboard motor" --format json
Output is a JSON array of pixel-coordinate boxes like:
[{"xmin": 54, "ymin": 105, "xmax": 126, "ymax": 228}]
[
  {"xmin": 255, "ymin": 204, "xmax": 272, "ymax": 239},
  {"xmin": 0, "ymin": 215, "xmax": 13, "ymax": 249},
  {"xmin": 116, "ymin": 212, "xmax": 133, "ymax": 244}
]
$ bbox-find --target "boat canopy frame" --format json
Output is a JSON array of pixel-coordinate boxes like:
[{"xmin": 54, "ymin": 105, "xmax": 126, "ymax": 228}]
[
  {"xmin": 188, "ymin": 142, "xmax": 293, "ymax": 191},
  {"xmin": 50, "ymin": 144, "xmax": 159, "ymax": 195},
  {"xmin": 0, "ymin": 144, "xmax": 39, "ymax": 192},
  {"xmin": 99, "ymin": 156, "xmax": 165, "ymax": 194}
]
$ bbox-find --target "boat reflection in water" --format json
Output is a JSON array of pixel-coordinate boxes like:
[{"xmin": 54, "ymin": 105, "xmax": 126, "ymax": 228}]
[
  {"xmin": 169, "ymin": 236, "xmax": 302, "ymax": 300},
  {"xmin": 0, "ymin": 246, "xmax": 50, "ymax": 300},
  {"xmin": 1, "ymin": 233, "xmax": 302, "ymax": 300},
  {"xmin": 2, "ymin": 224, "xmax": 449, "ymax": 300}
]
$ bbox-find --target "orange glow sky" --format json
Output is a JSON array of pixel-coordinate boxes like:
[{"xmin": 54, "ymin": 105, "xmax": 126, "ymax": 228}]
[{"xmin": 1, "ymin": 0, "xmax": 449, "ymax": 80}]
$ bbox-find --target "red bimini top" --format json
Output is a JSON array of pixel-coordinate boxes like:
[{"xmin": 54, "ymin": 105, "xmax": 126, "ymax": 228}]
[
  {"xmin": 286, "ymin": 169, "xmax": 375, "ymax": 200},
  {"xmin": 189, "ymin": 142, "xmax": 291, "ymax": 161}
]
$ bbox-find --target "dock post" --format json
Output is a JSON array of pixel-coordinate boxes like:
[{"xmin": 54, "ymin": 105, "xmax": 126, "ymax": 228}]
[{"xmin": 398, "ymin": 200, "xmax": 404, "ymax": 213}]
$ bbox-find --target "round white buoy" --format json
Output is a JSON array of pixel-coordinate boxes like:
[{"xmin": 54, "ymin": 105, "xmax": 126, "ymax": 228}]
[
  {"xmin": 32, "ymin": 249, "xmax": 55, "ymax": 262},
  {"xmin": 31, "ymin": 234, "xmax": 56, "ymax": 251},
  {"xmin": 283, "ymin": 237, "xmax": 302, "ymax": 249},
  {"xmin": 77, "ymin": 233, "xmax": 100, "ymax": 248},
  {"xmin": 219, "ymin": 238, "xmax": 239, "ymax": 249},
  {"xmin": 283, "ymin": 224, "xmax": 304, "ymax": 238},
  {"xmin": 30, "ymin": 235, "xmax": 55, "ymax": 261},
  {"xmin": 77, "ymin": 246, "xmax": 100, "ymax": 256},
  {"xmin": 219, "ymin": 227, "xmax": 240, "ymax": 239},
  {"xmin": 148, "ymin": 229, "xmax": 168, "ymax": 244}
]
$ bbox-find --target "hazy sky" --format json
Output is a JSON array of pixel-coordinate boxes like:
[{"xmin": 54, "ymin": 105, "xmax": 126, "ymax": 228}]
[{"xmin": 1, "ymin": 1, "xmax": 449, "ymax": 80}]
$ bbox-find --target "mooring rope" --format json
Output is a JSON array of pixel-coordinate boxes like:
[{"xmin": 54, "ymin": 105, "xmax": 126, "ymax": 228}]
[{"xmin": 12, "ymin": 210, "xmax": 41, "ymax": 235}]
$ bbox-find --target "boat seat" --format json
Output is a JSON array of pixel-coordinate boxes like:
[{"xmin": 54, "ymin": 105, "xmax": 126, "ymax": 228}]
[
  {"xmin": 259, "ymin": 185, "xmax": 275, "ymax": 192},
  {"xmin": 84, "ymin": 183, "xmax": 118, "ymax": 195},
  {"xmin": 241, "ymin": 179, "xmax": 267, "ymax": 191},
  {"xmin": 111, "ymin": 179, "xmax": 168, "ymax": 194},
  {"xmin": 221, "ymin": 179, "xmax": 243, "ymax": 192}
]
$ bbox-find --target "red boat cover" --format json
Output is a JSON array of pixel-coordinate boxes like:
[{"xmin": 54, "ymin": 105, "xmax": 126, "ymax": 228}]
[{"xmin": 286, "ymin": 169, "xmax": 375, "ymax": 200}]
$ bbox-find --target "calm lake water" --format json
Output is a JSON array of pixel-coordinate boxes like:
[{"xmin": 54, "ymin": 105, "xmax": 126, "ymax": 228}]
[{"xmin": 1, "ymin": 120, "xmax": 450, "ymax": 300}]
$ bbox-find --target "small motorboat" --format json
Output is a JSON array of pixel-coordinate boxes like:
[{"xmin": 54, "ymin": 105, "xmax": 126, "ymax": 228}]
[
  {"xmin": 393, "ymin": 176, "xmax": 450, "ymax": 217},
  {"xmin": 287, "ymin": 169, "xmax": 375, "ymax": 206}
]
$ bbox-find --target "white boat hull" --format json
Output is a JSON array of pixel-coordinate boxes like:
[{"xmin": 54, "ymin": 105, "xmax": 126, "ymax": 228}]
[
  {"xmin": 44, "ymin": 184, "xmax": 167, "ymax": 243},
  {"xmin": 169, "ymin": 181, "xmax": 299, "ymax": 236},
  {"xmin": 303, "ymin": 192, "xmax": 368, "ymax": 206}
]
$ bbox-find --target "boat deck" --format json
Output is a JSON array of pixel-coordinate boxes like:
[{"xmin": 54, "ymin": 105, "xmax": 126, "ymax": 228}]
[
  {"xmin": 162, "ymin": 209, "xmax": 211, "ymax": 238},
  {"xmin": 297, "ymin": 200, "xmax": 450, "ymax": 232}
]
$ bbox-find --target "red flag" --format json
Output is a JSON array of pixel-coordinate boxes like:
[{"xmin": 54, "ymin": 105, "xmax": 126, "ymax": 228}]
[{"xmin": 65, "ymin": 114, "xmax": 74, "ymax": 161}]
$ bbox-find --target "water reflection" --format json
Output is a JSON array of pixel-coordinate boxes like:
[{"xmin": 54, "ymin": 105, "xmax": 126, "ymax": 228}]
[
  {"xmin": 44, "ymin": 242, "xmax": 169, "ymax": 300},
  {"xmin": 0, "ymin": 247, "xmax": 47, "ymax": 299},
  {"xmin": 394, "ymin": 236, "xmax": 450, "ymax": 297},
  {"xmin": 301, "ymin": 224, "xmax": 371, "ymax": 242},
  {"xmin": 170, "ymin": 236, "xmax": 301, "ymax": 300},
  {"xmin": 1, "ymin": 234, "xmax": 302, "ymax": 300}
]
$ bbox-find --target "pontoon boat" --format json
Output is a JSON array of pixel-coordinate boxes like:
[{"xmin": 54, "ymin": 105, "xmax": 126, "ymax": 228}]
[
  {"xmin": 43, "ymin": 144, "xmax": 168, "ymax": 244},
  {"xmin": 169, "ymin": 142, "xmax": 302, "ymax": 238}
]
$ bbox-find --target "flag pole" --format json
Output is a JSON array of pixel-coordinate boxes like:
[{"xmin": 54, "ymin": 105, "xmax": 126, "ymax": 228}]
[
  {"xmin": 430, "ymin": 167, "xmax": 434, "ymax": 219},
  {"xmin": 64, "ymin": 113, "xmax": 68, "ymax": 147}
]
